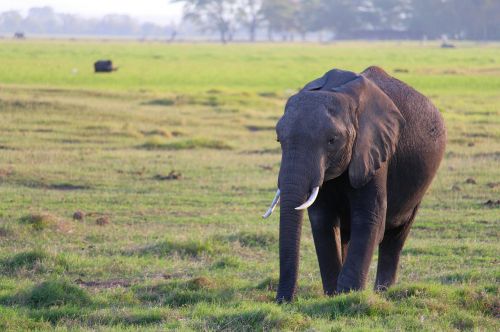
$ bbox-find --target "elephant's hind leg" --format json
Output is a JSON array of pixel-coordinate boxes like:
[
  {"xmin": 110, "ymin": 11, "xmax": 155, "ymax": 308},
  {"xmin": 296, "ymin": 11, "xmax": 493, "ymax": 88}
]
[{"xmin": 375, "ymin": 204, "xmax": 420, "ymax": 291}]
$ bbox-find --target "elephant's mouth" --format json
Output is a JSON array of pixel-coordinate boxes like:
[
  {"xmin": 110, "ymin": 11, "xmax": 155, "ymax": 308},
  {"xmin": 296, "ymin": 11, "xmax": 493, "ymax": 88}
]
[{"xmin": 262, "ymin": 186, "xmax": 320, "ymax": 218}]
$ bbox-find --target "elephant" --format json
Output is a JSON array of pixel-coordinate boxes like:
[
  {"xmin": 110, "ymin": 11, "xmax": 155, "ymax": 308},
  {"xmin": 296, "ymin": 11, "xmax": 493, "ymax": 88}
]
[{"xmin": 262, "ymin": 66, "xmax": 446, "ymax": 303}]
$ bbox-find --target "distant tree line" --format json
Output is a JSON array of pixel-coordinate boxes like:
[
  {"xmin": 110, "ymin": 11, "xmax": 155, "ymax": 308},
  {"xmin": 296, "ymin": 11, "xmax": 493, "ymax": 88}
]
[
  {"xmin": 175, "ymin": 0, "xmax": 500, "ymax": 42},
  {"xmin": 1, "ymin": 1, "xmax": 498, "ymax": 41},
  {"xmin": 0, "ymin": 7, "xmax": 177, "ymax": 38}
]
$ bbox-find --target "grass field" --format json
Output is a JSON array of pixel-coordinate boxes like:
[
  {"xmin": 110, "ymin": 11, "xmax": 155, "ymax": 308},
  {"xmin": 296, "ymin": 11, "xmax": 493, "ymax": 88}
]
[{"xmin": 0, "ymin": 40, "xmax": 499, "ymax": 331}]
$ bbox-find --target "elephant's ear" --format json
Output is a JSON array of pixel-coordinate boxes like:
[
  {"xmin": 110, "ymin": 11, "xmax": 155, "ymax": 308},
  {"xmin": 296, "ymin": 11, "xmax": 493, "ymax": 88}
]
[
  {"xmin": 338, "ymin": 76, "xmax": 405, "ymax": 188},
  {"xmin": 302, "ymin": 69, "xmax": 358, "ymax": 91}
]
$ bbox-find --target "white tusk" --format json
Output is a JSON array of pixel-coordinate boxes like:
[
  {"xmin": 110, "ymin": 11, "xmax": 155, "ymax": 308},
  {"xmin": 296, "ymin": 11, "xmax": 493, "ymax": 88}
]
[
  {"xmin": 262, "ymin": 189, "xmax": 280, "ymax": 219},
  {"xmin": 295, "ymin": 187, "xmax": 320, "ymax": 210}
]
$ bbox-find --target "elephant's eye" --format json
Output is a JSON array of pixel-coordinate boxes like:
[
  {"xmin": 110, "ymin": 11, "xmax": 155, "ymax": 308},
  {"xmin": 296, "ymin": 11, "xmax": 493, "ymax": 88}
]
[{"xmin": 328, "ymin": 138, "xmax": 335, "ymax": 145}]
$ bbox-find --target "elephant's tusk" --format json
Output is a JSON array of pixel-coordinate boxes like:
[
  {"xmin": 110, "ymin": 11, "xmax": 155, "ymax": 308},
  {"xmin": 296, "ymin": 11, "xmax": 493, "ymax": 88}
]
[
  {"xmin": 262, "ymin": 189, "xmax": 280, "ymax": 219},
  {"xmin": 295, "ymin": 186, "xmax": 320, "ymax": 210}
]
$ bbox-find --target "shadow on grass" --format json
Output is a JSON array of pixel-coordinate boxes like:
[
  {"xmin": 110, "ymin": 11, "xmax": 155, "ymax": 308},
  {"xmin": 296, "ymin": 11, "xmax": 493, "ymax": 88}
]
[
  {"xmin": 14, "ymin": 179, "xmax": 91, "ymax": 191},
  {"xmin": 143, "ymin": 98, "xmax": 175, "ymax": 106},
  {"xmin": 193, "ymin": 302, "xmax": 310, "ymax": 331},
  {"xmin": 139, "ymin": 138, "xmax": 232, "ymax": 150},
  {"xmin": 0, "ymin": 250, "xmax": 66, "ymax": 275},
  {"xmin": 130, "ymin": 238, "xmax": 219, "ymax": 258},
  {"xmin": 210, "ymin": 256, "xmax": 241, "ymax": 270},
  {"xmin": 143, "ymin": 95, "xmax": 224, "ymax": 108},
  {"xmin": 214, "ymin": 231, "xmax": 277, "ymax": 249},
  {"xmin": 298, "ymin": 291, "xmax": 393, "ymax": 320},
  {"xmin": 134, "ymin": 277, "xmax": 235, "ymax": 307},
  {"xmin": 27, "ymin": 307, "xmax": 175, "ymax": 327}
]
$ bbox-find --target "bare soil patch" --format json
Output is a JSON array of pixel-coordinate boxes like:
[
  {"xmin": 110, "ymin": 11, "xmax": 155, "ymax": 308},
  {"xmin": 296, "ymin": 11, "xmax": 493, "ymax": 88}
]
[{"xmin": 153, "ymin": 171, "xmax": 182, "ymax": 181}]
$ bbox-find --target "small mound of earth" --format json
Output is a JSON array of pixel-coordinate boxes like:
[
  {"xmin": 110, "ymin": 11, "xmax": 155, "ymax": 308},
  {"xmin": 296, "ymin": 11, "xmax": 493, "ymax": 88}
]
[
  {"xmin": 465, "ymin": 178, "xmax": 476, "ymax": 184},
  {"xmin": 73, "ymin": 211, "xmax": 85, "ymax": 221},
  {"xmin": 96, "ymin": 216, "xmax": 110, "ymax": 226},
  {"xmin": 0, "ymin": 167, "xmax": 14, "ymax": 179},
  {"xmin": 153, "ymin": 171, "xmax": 182, "ymax": 181}
]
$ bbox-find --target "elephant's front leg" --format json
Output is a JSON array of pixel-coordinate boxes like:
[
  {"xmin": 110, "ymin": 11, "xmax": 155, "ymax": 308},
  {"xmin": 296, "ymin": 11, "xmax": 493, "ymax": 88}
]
[
  {"xmin": 308, "ymin": 195, "xmax": 343, "ymax": 295},
  {"xmin": 337, "ymin": 175, "xmax": 387, "ymax": 292}
]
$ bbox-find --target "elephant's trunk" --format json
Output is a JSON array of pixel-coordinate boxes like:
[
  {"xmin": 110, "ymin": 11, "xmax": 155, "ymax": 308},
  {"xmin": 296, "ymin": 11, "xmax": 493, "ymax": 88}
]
[
  {"xmin": 276, "ymin": 183, "xmax": 307, "ymax": 302},
  {"xmin": 276, "ymin": 151, "xmax": 323, "ymax": 302}
]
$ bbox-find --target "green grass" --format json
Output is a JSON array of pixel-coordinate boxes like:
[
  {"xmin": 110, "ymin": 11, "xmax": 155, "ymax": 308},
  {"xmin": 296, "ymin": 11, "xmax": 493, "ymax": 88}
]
[{"xmin": 0, "ymin": 40, "xmax": 498, "ymax": 331}]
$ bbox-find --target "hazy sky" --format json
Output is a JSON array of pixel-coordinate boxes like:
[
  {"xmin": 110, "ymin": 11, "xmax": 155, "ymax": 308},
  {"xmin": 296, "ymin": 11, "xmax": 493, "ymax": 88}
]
[{"xmin": 1, "ymin": 0, "xmax": 184, "ymax": 24}]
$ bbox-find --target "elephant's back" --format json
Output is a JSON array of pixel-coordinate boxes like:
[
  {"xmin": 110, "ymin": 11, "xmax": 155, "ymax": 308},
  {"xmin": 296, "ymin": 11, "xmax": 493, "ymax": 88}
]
[
  {"xmin": 362, "ymin": 66, "xmax": 446, "ymax": 143},
  {"xmin": 361, "ymin": 66, "xmax": 446, "ymax": 228}
]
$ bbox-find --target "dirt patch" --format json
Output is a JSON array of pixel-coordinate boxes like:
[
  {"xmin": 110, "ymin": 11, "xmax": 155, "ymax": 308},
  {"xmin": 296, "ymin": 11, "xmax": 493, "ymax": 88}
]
[
  {"xmin": 153, "ymin": 171, "xmax": 182, "ymax": 181},
  {"xmin": 259, "ymin": 164, "xmax": 274, "ymax": 171},
  {"xmin": 75, "ymin": 278, "xmax": 131, "ymax": 288},
  {"xmin": 33, "ymin": 128, "xmax": 54, "ymax": 133},
  {"xmin": 241, "ymin": 147, "xmax": 281, "ymax": 155},
  {"xmin": 486, "ymin": 182, "xmax": 499, "ymax": 189},
  {"xmin": 246, "ymin": 125, "xmax": 275, "ymax": 132}
]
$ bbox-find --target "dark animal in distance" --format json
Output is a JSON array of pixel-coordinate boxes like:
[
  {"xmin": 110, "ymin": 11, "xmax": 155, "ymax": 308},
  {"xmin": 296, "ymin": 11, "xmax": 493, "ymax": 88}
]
[
  {"xmin": 94, "ymin": 60, "xmax": 117, "ymax": 73},
  {"xmin": 14, "ymin": 32, "xmax": 25, "ymax": 39},
  {"xmin": 441, "ymin": 42, "xmax": 456, "ymax": 48},
  {"xmin": 262, "ymin": 66, "xmax": 446, "ymax": 302}
]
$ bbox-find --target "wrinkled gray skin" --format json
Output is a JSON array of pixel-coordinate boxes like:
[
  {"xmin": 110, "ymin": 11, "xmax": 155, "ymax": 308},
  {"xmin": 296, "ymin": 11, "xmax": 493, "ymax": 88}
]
[{"xmin": 274, "ymin": 66, "xmax": 446, "ymax": 302}]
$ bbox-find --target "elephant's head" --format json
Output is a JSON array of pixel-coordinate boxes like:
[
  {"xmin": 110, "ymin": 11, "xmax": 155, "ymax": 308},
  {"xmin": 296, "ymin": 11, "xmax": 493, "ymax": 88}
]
[{"xmin": 263, "ymin": 69, "xmax": 405, "ymax": 302}]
